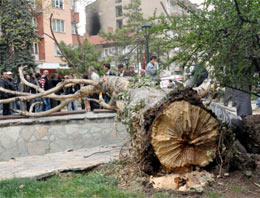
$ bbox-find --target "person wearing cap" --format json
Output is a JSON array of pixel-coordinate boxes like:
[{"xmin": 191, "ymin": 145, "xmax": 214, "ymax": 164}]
[
  {"xmin": 127, "ymin": 66, "xmax": 137, "ymax": 77},
  {"xmin": 7, "ymin": 71, "xmax": 20, "ymax": 111},
  {"xmin": 1, "ymin": 71, "xmax": 15, "ymax": 115}
]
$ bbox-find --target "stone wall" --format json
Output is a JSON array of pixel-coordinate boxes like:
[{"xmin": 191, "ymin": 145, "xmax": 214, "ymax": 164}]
[{"xmin": 0, "ymin": 113, "xmax": 128, "ymax": 161}]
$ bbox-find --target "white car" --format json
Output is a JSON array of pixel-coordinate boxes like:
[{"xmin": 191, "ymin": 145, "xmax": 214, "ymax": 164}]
[{"xmin": 160, "ymin": 74, "xmax": 184, "ymax": 89}]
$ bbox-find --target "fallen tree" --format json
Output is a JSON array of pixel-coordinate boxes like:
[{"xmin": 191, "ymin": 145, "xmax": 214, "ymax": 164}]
[{"xmin": 0, "ymin": 67, "xmax": 257, "ymax": 191}]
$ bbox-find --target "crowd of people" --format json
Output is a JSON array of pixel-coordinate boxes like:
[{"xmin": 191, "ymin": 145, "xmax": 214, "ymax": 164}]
[
  {"xmin": 0, "ymin": 56, "xmax": 160, "ymax": 116},
  {"xmin": 0, "ymin": 55, "xmax": 253, "ymax": 118}
]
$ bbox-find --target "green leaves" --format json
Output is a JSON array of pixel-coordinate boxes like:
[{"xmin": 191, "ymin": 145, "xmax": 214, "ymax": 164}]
[
  {"xmin": 154, "ymin": 0, "xmax": 260, "ymax": 90},
  {"xmin": 0, "ymin": 0, "xmax": 38, "ymax": 74},
  {"xmin": 59, "ymin": 39, "xmax": 104, "ymax": 74}
]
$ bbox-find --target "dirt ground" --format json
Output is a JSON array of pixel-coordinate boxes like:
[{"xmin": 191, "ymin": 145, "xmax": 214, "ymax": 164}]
[
  {"xmin": 102, "ymin": 153, "xmax": 260, "ymax": 198},
  {"xmin": 150, "ymin": 155, "xmax": 260, "ymax": 198}
]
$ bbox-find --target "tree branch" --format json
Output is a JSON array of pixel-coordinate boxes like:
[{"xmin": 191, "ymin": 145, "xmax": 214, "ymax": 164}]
[
  {"xmin": 49, "ymin": 13, "xmax": 82, "ymax": 77},
  {"xmin": 233, "ymin": 0, "xmax": 258, "ymax": 24}
]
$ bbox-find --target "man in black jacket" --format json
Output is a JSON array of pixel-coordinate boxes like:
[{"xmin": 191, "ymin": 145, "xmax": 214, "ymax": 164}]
[
  {"xmin": 48, "ymin": 73, "xmax": 61, "ymax": 108},
  {"xmin": 0, "ymin": 71, "xmax": 14, "ymax": 115}
]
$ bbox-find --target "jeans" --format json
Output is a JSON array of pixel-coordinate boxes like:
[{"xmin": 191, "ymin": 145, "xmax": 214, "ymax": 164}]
[
  {"xmin": 67, "ymin": 100, "xmax": 78, "ymax": 111},
  {"xmin": 256, "ymin": 97, "xmax": 260, "ymax": 108},
  {"xmin": 42, "ymin": 98, "xmax": 50, "ymax": 111},
  {"xmin": 10, "ymin": 101, "xmax": 20, "ymax": 110}
]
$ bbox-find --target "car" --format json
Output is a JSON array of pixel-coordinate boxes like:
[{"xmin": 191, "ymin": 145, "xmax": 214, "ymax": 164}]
[{"xmin": 160, "ymin": 73, "xmax": 184, "ymax": 89}]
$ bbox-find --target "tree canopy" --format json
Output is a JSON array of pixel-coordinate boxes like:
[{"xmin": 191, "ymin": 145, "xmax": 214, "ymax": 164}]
[
  {"xmin": 99, "ymin": 0, "xmax": 172, "ymax": 68},
  {"xmin": 59, "ymin": 39, "xmax": 104, "ymax": 75},
  {"xmin": 155, "ymin": 0, "xmax": 260, "ymax": 91},
  {"xmin": 0, "ymin": 0, "xmax": 38, "ymax": 74}
]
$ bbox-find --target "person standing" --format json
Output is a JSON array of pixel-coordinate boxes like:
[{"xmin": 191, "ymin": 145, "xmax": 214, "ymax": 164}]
[
  {"xmin": 104, "ymin": 64, "xmax": 115, "ymax": 76},
  {"xmin": 64, "ymin": 74, "xmax": 79, "ymax": 111},
  {"xmin": 88, "ymin": 66, "xmax": 100, "ymax": 111},
  {"xmin": 223, "ymin": 88, "xmax": 236, "ymax": 107},
  {"xmin": 6, "ymin": 72, "xmax": 19, "ymax": 111},
  {"xmin": 40, "ymin": 70, "xmax": 50, "ymax": 111},
  {"xmin": 103, "ymin": 64, "xmax": 115, "ymax": 103},
  {"xmin": 145, "ymin": 56, "xmax": 159, "ymax": 82},
  {"xmin": 31, "ymin": 73, "xmax": 42, "ymax": 112},
  {"xmin": 117, "ymin": 64, "xmax": 126, "ymax": 77},
  {"xmin": 0, "ymin": 71, "xmax": 12, "ymax": 115},
  {"xmin": 18, "ymin": 74, "xmax": 32, "ymax": 111},
  {"xmin": 127, "ymin": 66, "xmax": 137, "ymax": 77},
  {"xmin": 48, "ymin": 73, "xmax": 61, "ymax": 109}
]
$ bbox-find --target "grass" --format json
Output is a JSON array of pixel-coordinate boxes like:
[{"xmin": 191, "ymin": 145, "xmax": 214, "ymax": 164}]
[
  {"xmin": 0, "ymin": 172, "xmax": 145, "ymax": 198},
  {"xmin": 205, "ymin": 191, "xmax": 225, "ymax": 198}
]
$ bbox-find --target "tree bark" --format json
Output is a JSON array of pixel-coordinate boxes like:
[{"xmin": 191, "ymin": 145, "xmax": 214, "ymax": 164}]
[{"xmin": 119, "ymin": 87, "xmax": 219, "ymax": 174}]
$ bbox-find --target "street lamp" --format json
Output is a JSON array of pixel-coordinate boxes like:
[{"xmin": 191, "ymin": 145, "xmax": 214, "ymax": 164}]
[
  {"xmin": 142, "ymin": 22, "xmax": 151, "ymax": 66},
  {"xmin": 123, "ymin": 57, "xmax": 130, "ymax": 70}
]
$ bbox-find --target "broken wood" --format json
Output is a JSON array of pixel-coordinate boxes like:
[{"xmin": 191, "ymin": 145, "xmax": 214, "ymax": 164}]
[{"xmin": 151, "ymin": 100, "xmax": 218, "ymax": 171}]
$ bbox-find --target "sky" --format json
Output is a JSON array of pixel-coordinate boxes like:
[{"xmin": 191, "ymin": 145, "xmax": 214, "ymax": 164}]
[{"xmin": 77, "ymin": 0, "xmax": 206, "ymax": 35}]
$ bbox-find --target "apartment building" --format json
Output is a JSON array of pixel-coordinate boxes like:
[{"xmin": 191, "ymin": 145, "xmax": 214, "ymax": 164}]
[
  {"xmin": 85, "ymin": 0, "xmax": 196, "ymax": 69},
  {"xmin": 85, "ymin": 0, "xmax": 195, "ymax": 36},
  {"xmin": 31, "ymin": 0, "xmax": 80, "ymax": 73}
]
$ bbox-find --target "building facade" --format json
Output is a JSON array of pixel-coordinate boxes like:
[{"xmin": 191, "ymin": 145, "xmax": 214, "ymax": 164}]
[
  {"xmin": 85, "ymin": 0, "xmax": 196, "ymax": 70},
  {"xmin": 31, "ymin": 0, "xmax": 80, "ymax": 73},
  {"xmin": 85, "ymin": 0, "xmax": 195, "ymax": 35}
]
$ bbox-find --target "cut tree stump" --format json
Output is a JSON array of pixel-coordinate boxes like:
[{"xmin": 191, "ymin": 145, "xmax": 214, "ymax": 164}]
[{"xmin": 151, "ymin": 100, "xmax": 219, "ymax": 171}]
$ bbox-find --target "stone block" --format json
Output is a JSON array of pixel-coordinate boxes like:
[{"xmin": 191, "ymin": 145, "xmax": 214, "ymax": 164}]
[
  {"xmin": 0, "ymin": 136, "xmax": 14, "ymax": 149},
  {"xmin": 21, "ymin": 126, "xmax": 35, "ymax": 141},
  {"xmin": 34, "ymin": 127, "xmax": 47, "ymax": 140},
  {"xmin": 65, "ymin": 124, "xmax": 81, "ymax": 135},
  {"xmin": 26, "ymin": 141, "xmax": 49, "ymax": 155}
]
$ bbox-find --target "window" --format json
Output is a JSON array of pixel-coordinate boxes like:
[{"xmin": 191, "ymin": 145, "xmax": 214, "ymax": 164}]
[
  {"xmin": 70, "ymin": 0, "xmax": 76, "ymax": 10},
  {"xmin": 52, "ymin": 19, "xmax": 65, "ymax": 33},
  {"xmin": 54, "ymin": 43, "xmax": 62, "ymax": 56},
  {"xmin": 115, "ymin": 0, "xmax": 122, "ymax": 3},
  {"xmin": 52, "ymin": 0, "xmax": 64, "ymax": 9},
  {"xmin": 115, "ymin": 6, "xmax": 122, "ymax": 17},
  {"xmin": 32, "ymin": 43, "xmax": 38, "ymax": 55},
  {"xmin": 116, "ymin": 19, "xmax": 123, "ymax": 29},
  {"xmin": 103, "ymin": 47, "xmax": 119, "ymax": 57},
  {"xmin": 32, "ymin": 42, "xmax": 39, "ymax": 60},
  {"xmin": 71, "ymin": 23, "xmax": 76, "ymax": 34}
]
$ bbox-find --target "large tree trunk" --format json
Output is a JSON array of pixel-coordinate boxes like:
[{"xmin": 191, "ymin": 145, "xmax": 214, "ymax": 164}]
[
  {"xmin": 3, "ymin": 73, "xmax": 256, "ymax": 175},
  {"xmin": 118, "ymin": 87, "xmax": 219, "ymax": 174}
]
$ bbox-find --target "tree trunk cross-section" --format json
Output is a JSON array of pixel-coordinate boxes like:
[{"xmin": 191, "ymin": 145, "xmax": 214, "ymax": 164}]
[{"xmin": 151, "ymin": 100, "xmax": 219, "ymax": 170}]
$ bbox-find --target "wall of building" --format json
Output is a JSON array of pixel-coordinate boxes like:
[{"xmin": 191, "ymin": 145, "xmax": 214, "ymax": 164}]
[
  {"xmin": 42, "ymin": 0, "xmax": 73, "ymax": 64},
  {"xmin": 85, "ymin": 0, "xmax": 195, "ymax": 35},
  {"xmin": 0, "ymin": 113, "xmax": 128, "ymax": 161}
]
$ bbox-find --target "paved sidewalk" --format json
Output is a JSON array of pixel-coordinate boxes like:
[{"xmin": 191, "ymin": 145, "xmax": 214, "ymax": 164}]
[{"xmin": 0, "ymin": 145, "xmax": 124, "ymax": 181}]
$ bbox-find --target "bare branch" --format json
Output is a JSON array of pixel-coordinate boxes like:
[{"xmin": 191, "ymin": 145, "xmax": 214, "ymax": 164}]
[
  {"xmin": 88, "ymin": 98, "xmax": 116, "ymax": 110},
  {"xmin": 160, "ymin": 1, "xmax": 174, "ymax": 23},
  {"xmin": 19, "ymin": 66, "xmax": 44, "ymax": 93},
  {"xmin": 13, "ymin": 97, "xmax": 78, "ymax": 117},
  {"xmin": 29, "ymin": 101, "xmax": 42, "ymax": 113},
  {"xmin": 49, "ymin": 13, "xmax": 82, "ymax": 77},
  {"xmin": 0, "ymin": 87, "xmax": 30, "ymax": 96},
  {"xmin": 30, "ymin": 68, "xmax": 41, "ymax": 88},
  {"xmin": 43, "ymin": 33, "xmax": 55, "ymax": 41}
]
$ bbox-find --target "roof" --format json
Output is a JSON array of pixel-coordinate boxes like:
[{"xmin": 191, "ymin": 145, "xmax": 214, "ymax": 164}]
[{"xmin": 87, "ymin": 35, "xmax": 114, "ymax": 45}]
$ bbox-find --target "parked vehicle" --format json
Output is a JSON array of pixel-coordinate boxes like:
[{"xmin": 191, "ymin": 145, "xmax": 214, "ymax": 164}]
[{"xmin": 160, "ymin": 71, "xmax": 184, "ymax": 89}]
